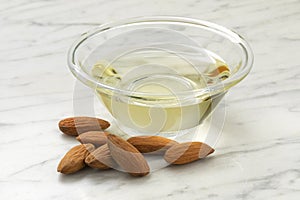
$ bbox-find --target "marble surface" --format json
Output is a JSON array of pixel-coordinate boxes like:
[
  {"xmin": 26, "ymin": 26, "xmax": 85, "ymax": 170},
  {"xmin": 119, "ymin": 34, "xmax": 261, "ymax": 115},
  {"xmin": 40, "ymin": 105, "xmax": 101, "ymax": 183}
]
[{"xmin": 1, "ymin": 0, "xmax": 300, "ymax": 199}]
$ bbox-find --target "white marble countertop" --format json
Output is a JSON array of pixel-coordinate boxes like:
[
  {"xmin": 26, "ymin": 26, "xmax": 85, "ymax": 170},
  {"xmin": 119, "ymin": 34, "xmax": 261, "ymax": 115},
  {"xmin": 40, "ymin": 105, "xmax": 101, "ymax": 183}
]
[{"xmin": 1, "ymin": 0, "xmax": 299, "ymax": 199}]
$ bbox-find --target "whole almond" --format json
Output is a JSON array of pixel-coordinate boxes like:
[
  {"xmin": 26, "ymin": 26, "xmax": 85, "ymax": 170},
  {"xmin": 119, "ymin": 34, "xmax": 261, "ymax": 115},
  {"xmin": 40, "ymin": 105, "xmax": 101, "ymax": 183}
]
[
  {"xmin": 107, "ymin": 134, "xmax": 150, "ymax": 177},
  {"xmin": 85, "ymin": 144, "xmax": 116, "ymax": 169},
  {"xmin": 57, "ymin": 144, "xmax": 95, "ymax": 174},
  {"xmin": 208, "ymin": 65, "xmax": 230, "ymax": 78},
  {"xmin": 127, "ymin": 136, "xmax": 178, "ymax": 154},
  {"xmin": 164, "ymin": 142, "xmax": 214, "ymax": 165},
  {"xmin": 58, "ymin": 117, "xmax": 110, "ymax": 136},
  {"xmin": 76, "ymin": 131, "xmax": 109, "ymax": 147}
]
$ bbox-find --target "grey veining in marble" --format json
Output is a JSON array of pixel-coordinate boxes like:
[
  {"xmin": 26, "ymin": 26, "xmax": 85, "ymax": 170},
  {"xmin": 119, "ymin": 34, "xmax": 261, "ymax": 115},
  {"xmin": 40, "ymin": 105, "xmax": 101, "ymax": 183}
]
[{"xmin": 0, "ymin": 0, "xmax": 300, "ymax": 199}]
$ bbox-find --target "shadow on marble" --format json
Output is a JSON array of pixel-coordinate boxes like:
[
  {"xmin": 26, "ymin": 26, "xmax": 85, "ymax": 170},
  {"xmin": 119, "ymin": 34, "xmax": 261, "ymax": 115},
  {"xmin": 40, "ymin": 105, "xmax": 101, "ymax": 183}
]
[
  {"xmin": 58, "ymin": 167, "xmax": 152, "ymax": 183},
  {"xmin": 57, "ymin": 156, "xmax": 218, "ymax": 184}
]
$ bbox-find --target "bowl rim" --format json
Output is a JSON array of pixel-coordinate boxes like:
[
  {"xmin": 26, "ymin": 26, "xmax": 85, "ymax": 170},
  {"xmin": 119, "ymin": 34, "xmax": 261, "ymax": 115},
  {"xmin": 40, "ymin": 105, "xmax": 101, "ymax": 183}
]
[{"xmin": 67, "ymin": 16, "xmax": 254, "ymax": 98}]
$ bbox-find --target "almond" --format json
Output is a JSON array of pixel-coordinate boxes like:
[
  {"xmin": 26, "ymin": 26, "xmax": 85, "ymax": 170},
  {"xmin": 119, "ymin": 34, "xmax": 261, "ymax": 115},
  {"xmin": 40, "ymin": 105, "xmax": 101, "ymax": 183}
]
[
  {"xmin": 107, "ymin": 134, "xmax": 150, "ymax": 177},
  {"xmin": 127, "ymin": 136, "xmax": 178, "ymax": 154},
  {"xmin": 58, "ymin": 117, "xmax": 110, "ymax": 136},
  {"xmin": 57, "ymin": 144, "xmax": 95, "ymax": 174},
  {"xmin": 85, "ymin": 144, "xmax": 116, "ymax": 169},
  {"xmin": 208, "ymin": 65, "xmax": 230, "ymax": 77},
  {"xmin": 164, "ymin": 142, "xmax": 214, "ymax": 165},
  {"xmin": 76, "ymin": 131, "xmax": 109, "ymax": 147}
]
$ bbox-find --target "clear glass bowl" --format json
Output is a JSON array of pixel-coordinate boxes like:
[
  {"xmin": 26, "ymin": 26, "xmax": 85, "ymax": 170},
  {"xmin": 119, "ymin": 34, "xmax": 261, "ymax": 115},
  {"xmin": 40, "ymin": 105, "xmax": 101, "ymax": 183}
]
[{"xmin": 67, "ymin": 16, "xmax": 253, "ymax": 136}]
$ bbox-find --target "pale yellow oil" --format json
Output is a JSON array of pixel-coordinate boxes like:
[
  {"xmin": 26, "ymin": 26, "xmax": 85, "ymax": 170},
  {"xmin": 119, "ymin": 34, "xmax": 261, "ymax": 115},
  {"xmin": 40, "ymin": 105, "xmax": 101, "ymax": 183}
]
[{"xmin": 91, "ymin": 50, "xmax": 230, "ymax": 133}]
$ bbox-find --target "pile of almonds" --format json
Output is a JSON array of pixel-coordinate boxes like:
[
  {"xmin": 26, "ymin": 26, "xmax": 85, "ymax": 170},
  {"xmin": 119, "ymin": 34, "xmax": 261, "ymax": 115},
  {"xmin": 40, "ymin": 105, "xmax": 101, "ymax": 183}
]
[{"xmin": 57, "ymin": 117, "xmax": 214, "ymax": 177}]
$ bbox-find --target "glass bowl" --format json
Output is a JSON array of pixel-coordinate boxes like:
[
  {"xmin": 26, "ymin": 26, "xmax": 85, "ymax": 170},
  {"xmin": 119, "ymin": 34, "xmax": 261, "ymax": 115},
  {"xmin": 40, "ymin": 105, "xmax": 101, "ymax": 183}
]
[{"xmin": 67, "ymin": 16, "xmax": 253, "ymax": 137}]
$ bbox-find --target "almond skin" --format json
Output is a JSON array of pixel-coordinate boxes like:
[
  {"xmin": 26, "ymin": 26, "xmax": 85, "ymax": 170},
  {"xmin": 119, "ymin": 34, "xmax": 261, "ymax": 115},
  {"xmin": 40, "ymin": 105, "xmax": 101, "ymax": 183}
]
[
  {"xmin": 76, "ymin": 131, "xmax": 109, "ymax": 147},
  {"xmin": 57, "ymin": 144, "xmax": 95, "ymax": 174},
  {"xmin": 58, "ymin": 117, "xmax": 110, "ymax": 136},
  {"xmin": 127, "ymin": 136, "xmax": 179, "ymax": 154},
  {"xmin": 164, "ymin": 142, "xmax": 214, "ymax": 165},
  {"xmin": 208, "ymin": 65, "xmax": 230, "ymax": 77},
  {"xmin": 85, "ymin": 144, "xmax": 116, "ymax": 169},
  {"xmin": 107, "ymin": 134, "xmax": 150, "ymax": 177}
]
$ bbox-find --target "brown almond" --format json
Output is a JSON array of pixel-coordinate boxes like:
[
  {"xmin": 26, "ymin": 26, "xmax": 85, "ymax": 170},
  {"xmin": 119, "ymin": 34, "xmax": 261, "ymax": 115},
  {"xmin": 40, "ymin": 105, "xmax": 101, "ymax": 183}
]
[
  {"xmin": 58, "ymin": 117, "xmax": 110, "ymax": 136},
  {"xmin": 76, "ymin": 131, "xmax": 109, "ymax": 146},
  {"xmin": 164, "ymin": 142, "xmax": 214, "ymax": 165},
  {"xmin": 208, "ymin": 65, "xmax": 230, "ymax": 77},
  {"xmin": 57, "ymin": 144, "xmax": 95, "ymax": 174},
  {"xmin": 85, "ymin": 144, "xmax": 116, "ymax": 169},
  {"xmin": 107, "ymin": 134, "xmax": 150, "ymax": 177},
  {"xmin": 127, "ymin": 136, "xmax": 178, "ymax": 154}
]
